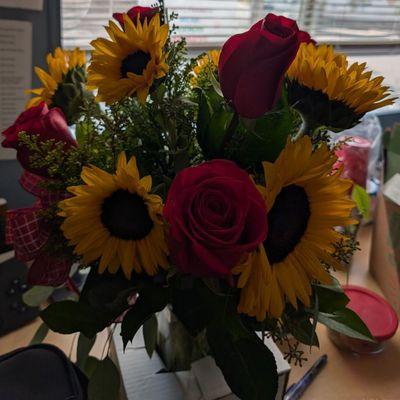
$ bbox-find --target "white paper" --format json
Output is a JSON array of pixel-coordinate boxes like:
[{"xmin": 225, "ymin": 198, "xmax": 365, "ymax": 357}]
[
  {"xmin": 191, "ymin": 356, "xmax": 232, "ymax": 400},
  {"xmin": 383, "ymin": 173, "xmax": 400, "ymax": 207},
  {"xmin": 0, "ymin": 19, "xmax": 32, "ymax": 160},
  {"xmin": 0, "ymin": 0, "xmax": 43, "ymax": 11}
]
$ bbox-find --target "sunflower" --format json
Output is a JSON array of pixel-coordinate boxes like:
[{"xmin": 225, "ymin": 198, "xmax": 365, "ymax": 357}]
[
  {"xmin": 87, "ymin": 13, "xmax": 169, "ymax": 104},
  {"xmin": 233, "ymin": 136, "xmax": 357, "ymax": 320},
  {"xmin": 59, "ymin": 153, "xmax": 169, "ymax": 279},
  {"xmin": 26, "ymin": 47, "xmax": 86, "ymax": 109},
  {"xmin": 287, "ymin": 43, "xmax": 396, "ymax": 130},
  {"xmin": 191, "ymin": 49, "xmax": 221, "ymax": 86}
]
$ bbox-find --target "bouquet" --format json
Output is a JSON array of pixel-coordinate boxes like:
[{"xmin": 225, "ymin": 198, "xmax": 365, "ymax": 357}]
[{"xmin": 2, "ymin": 4, "xmax": 395, "ymax": 399}]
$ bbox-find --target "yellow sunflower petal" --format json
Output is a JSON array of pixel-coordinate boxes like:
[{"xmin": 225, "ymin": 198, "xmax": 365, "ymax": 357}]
[{"xmin": 287, "ymin": 42, "xmax": 396, "ymax": 122}]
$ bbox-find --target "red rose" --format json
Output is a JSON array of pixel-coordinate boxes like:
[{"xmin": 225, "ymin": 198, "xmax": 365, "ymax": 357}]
[
  {"xmin": 164, "ymin": 159, "xmax": 268, "ymax": 277},
  {"xmin": 1, "ymin": 102, "xmax": 76, "ymax": 177},
  {"xmin": 219, "ymin": 13, "xmax": 313, "ymax": 119},
  {"xmin": 113, "ymin": 6, "xmax": 158, "ymax": 27}
]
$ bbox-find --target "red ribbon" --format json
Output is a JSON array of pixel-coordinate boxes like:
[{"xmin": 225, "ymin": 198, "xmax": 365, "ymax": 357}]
[{"xmin": 6, "ymin": 170, "xmax": 72, "ymax": 286}]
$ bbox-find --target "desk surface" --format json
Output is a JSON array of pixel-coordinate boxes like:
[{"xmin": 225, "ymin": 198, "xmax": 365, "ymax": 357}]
[{"xmin": 0, "ymin": 225, "xmax": 399, "ymax": 400}]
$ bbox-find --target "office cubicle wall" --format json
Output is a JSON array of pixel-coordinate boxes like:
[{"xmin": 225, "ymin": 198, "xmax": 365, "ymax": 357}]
[{"xmin": 0, "ymin": 0, "xmax": 61, "ymax": 208}]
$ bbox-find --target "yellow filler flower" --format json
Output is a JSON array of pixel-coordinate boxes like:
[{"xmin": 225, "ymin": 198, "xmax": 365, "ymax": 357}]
[
  {"xmin": 233, "ymin": 136, "xmax": 357, "ymax": 320},
  {"xmin": 287, "ymin": 43, "xmax": 396, "ymax": 130},
  {"xmin": 87, "ymin": 13, "xmax": 169, "ymax": 104},
  {"xmin": 191, "ymin": 49, "xmax": 221, "ymax": 86},
  {"xmin": 59, "ymin": 153, "xmax": 168, "ymax": 279},
  {"xmin": 26, "ymin": 47, "xmax": 86, "ymax": 109}
]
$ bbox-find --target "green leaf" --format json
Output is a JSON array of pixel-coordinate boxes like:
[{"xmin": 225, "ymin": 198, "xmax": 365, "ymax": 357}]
[
  {"xmin": 40, "ymin": 300, "xmax": 104, "ymax": 338},
  {"xmin": 87, "ymin": 357, "xmax": 120, "ymax": 400},
  {"xmin": 288, "ymin": 316, "xmax": 319, "ymax": 347},
  {"xmin": 80, "ymin": 268, "xmax": 133, "ymax": 312},
  {"xmin": 75, "ymin": 122, "xmax": 92, "ymax": 145},
  {"xmin": 77, "ymin": 333, "xmax": 97, "ymax": 369},
  {"xmin": 195, "ymin": 87, "xmax": 233, "ymax": 158},
  {"xmin": 317, "ymin": 308, "xmax": 375, "ymax": 342},
  {"xmin": 41, "ymin": 276, "xmax": 132, "ymax": 337},
  {"xmin": 83, "ymin": 356, "xmax": 100, "ymax": 379},
  {"xmin": 205, "ymin": 109, "xmax": 233, "ymax": 156},
  {"xmin": 143, "ymin": 314, "xmax": 158, "ymax": 358},
  {"xmin": 171, "ymin": 278, "xmax": 223, "ymax": 336},
  {"xmin": 313, "ymin": 283, "xmax": 350, "ymax": 314},
  {"xmin": 196, "ymin": 89, "xmax": 213, "ymax": 152},
  {"xmin": 207, "ymin": 317, "xmax": 278, "ymax": 400},
  {"xmin": 208, "ymin": 70, "xmax": 223, "ymax": 97},
  {"xmin": 229, "ymin": 102, "xmax": 293, "ymax": 167},
  {"xmin": 23, "ymin": 286, "xmax": 54, "ymax": 307},
  {"xmin": 121, "ymin": 286, "xmax": 169, "ymax": 349},
  {"xmin": 29, "ymin": 322, "xmax": 49, "ymax": 345},
  {"xmin": 352, "ymin": 184, "xmax": 371, "ymax": 220}
]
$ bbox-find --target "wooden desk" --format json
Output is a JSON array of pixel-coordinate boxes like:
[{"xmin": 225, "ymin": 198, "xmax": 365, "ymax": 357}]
[
  {"xmin": 0, "ymin": 225, "xmax": 399, "ymax": 399},
  {"xmin": 287, "ymin": 225, "xmax": 400, "ymax": 400}
]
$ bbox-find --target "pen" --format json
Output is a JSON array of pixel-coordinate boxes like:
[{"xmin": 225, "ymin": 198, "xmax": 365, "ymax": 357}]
[{"xmin": 284, "ymin": 354, "xmax": 328, "ymax": 400}]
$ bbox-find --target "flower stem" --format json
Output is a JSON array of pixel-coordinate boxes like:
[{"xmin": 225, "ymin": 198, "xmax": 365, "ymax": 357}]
[{"xmin": 219, "ymin": 111, "xmax": 239, "ymax": 155}]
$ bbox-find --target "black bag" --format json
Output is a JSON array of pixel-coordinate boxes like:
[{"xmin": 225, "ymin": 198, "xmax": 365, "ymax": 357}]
[{"xmin": 0, "ymin": 344, "xmax": 88, "ymax": 400}]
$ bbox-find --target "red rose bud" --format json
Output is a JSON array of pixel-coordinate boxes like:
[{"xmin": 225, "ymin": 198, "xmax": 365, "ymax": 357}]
[
  {"xmin": 219, "ymin": 13, "xmax": 313, "ymax": 119},
  {"xmin": 113, "ymin": 6, "xmax": 159, "ymax": 27},
  {"xmin": 164, "ymin": 159, "xmax": 268, "ymax": 277},
  {"xmin": 1, "ymin": 102, "xmax": 76, "ymax": 177}
]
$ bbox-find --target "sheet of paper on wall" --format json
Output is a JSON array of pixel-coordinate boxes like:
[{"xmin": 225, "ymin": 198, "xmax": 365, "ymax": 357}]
[
  {"xmin": 0, "ymin": 19, "xmax": 32, "ymax": 160},
  {"xmin": 0, "ymin": 0, "xmax": 43, "ymax": 11}
]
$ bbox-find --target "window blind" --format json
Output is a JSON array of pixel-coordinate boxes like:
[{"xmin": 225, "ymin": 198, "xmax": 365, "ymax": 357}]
[
  {"xmin": 288, "ymin": 0, "xmax": 400, "ymax": 45},
  {"xmin": 61, "ymin": 0, "xmax": 400, "ymax": 49}
]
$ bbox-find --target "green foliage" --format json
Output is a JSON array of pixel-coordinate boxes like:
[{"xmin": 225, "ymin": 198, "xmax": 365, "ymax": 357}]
[
  {"xmin": 171, "ymin": 278, "xmax": 217, "ymax": 336},
  {"xmin": 121, "ymin": 285, "xmax": 170, "ymax": 349},
  {"xmin": 352, "ymin": 184, "xmax": 371, "ymax": 220},
  {"xmin": 226, "ymin": 98, "xmax": 294, "ymax": 169},
  {"xmin": 23, "ymin": 285, "xmax": 54, "ymax": 307},
  {"xmin": 195, "ymin": 86, "xmax": 234, "ymax": 159},
  {"xmin": 313, "ymin": 282, "xmax": 350, "ymax": 313},
  {"xmin": 52, "ymin": 67, "xmax": 94, "ymax": 125},
  {"xmin": 193, "ymin": 82, "xmax": 294, "ymax": 170},
  {"xmin": 143, "ymin": 314, "xmax": 158, "ymax": 358},
  {"xmin": 282, "ymin": 311, "xmax": 319, "ymax": 347},
  {"xmin": 83, "ymin": 356, "xmax": 100, "ymax": 379},
  {"xmin": 76, "ymin": 333, "xmax": 97, "ymax": 369},
  {"xmin": 87, "ymin": 357, "xmax": 120, "ymax": 400},
  {"xmin": 41, "ymin": 300, "xmax": 106, "ymax": 338},
  {"xmin": 207, "ymin": 315, "xmax": 278, "ymax": 400},
  {"xmin": 317, "ymin": 309, "xmax": 374, "ymax": 342},
  {"xmin": 29, "ymin": 322, "xmax": 49, "ymax": 345},
  {"xmin": 41, "ymin": 269, "xmax": 134, "ymax": 337},
  {"xmin": 170, "ymin": 277, "xmax": 279, "ymax": 399},
  {"xmin": 306, "ymin": 282, "xmax": 374, "ymax": 343}
]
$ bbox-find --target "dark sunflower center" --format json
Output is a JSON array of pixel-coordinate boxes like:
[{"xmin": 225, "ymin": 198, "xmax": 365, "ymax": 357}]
[
  {"xmin": 264, "ymin": 184, "xmax": 310, "ymax": 264},
  {"xmin": 120, "ymin": 51, "xmax": 151, "ymax": 78},
  {"xmin": 287, "ymin": 80, "xmax": 360, "ymax": 130},
  {"xmin": 101, "ymin": 189, "xmax": 153, "ymax": 240}
]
